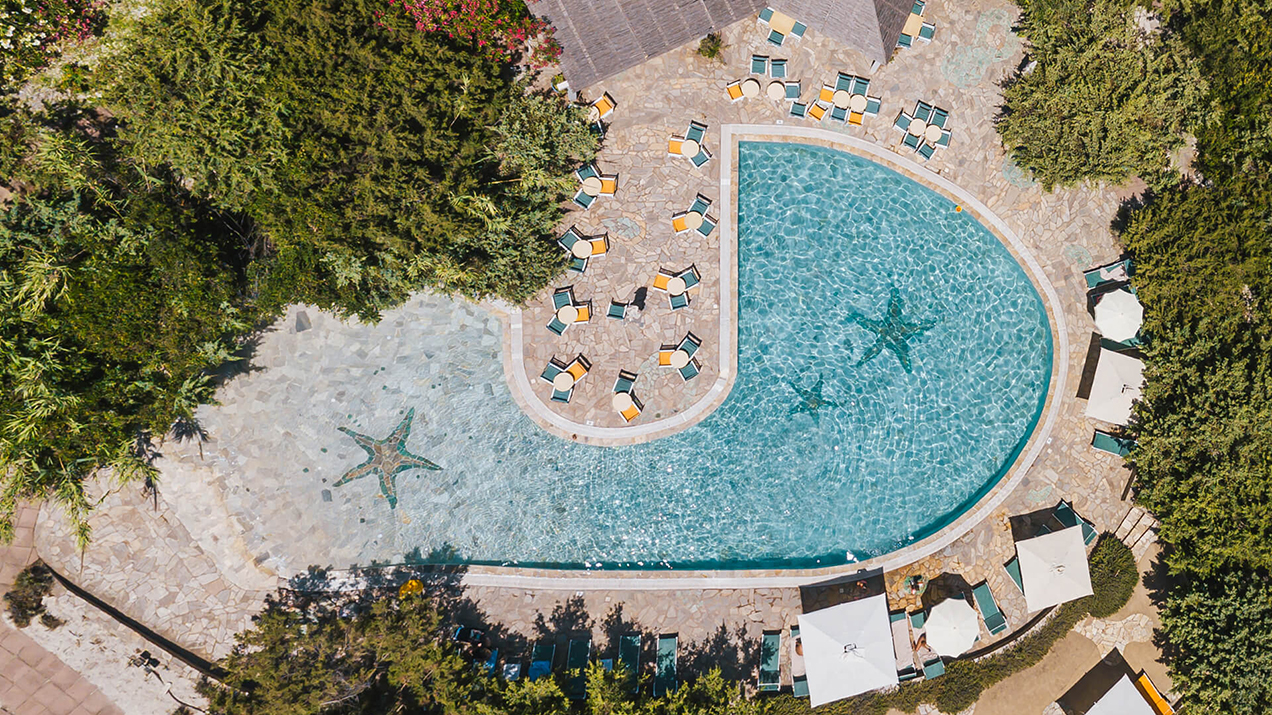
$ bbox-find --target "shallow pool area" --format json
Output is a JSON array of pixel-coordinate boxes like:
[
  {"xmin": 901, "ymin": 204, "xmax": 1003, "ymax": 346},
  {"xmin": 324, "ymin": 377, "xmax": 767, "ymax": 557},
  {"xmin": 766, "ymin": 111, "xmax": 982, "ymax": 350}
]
[{"xmin": 190, "ymin": 140, "xmax": 1052, "ymax": 571}]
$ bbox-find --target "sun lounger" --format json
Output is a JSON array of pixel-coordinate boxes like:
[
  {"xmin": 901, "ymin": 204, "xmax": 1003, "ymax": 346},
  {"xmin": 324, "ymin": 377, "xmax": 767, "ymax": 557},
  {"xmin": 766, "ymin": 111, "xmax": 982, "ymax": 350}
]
[
  {"xmin": 558, "ymin": 226, "xmax": 584, "ymax": 253},
  {"xmin": 770, "ymin": 58, "xmax": 786, "ymax": 78},
  {"xmin": 485, "ymin": 649, "xmax": 500, "ymax": 676},
  {"xmin": 1054, "ymin": 500, "xmax": 1098, "ymax": 545},
  {"xmin": 819, "ymin": 84, "xmax": 835, "ymax": 103},
  {"xmin": 690, "ymin": 145, "xmax": 712, "ymax": 167},
  {"xmin": 768, "ymin": 29, "xmax": 784, "ymax": 45},
  {"xmin": 568, "ymin": 255, "xmax": 588, "ymax": 273},
  {"xmin": 551, "ymin": 385, "xmax": 573, "ymax": 403},
  {"xmin": 918, "ymin": 22, "xmax": 935, "ymax": 41},
  {"xmin": 679, "ymin": 333, "xmax": 701, "ymax": 356},
  {"xmin": 726, "ymin": 80, "xmax": 744, "ymax": 102},
  {"xmin": 891, "ymin": 611, "xmax": 920, "ymax": 681},
  {"xmin": 865, "ymin": 96, "xmax": 881, "ymax": 116},
  {"xmin": 599, "ymin": 175, "xmax": 618, "ymax": 196},
  {"xmin": 679, "ymin": 265, "xmax": 701, "ymax": 289},
  {"xmin": 697, "ymin": 214, "xmax": 717, "ymax": 236},
  {"xmin": 529, "ymin": 642, "xmax": 555, "ymax": 680},
  {"xmin": 654, "ymin": 634, "xmax": 678, "ymax": 696},
  {"xmin": 751, "ymin": 54, "xmax": 768, "ymax": 74},
  {"xmin": 914, "ymin": 101, "xmax": 933, "ymax": 122},
  {"xmin": 1136, "ymin": 672, "xmax": 1174, "ymax": 715},
  {"xmin": 589, "ymin": 235, "xmax": 610, "ymax": 256},
  {"xmin": 759, "ymin": 631, "xmax": 781, "ymax": 692},
  {"xmin": 849, "ymin": 111, "xmax": 863, "ymax": 126},
  {"xmin": 547, "ymin": 315, "xmax": 568, "ymax": 335},
  {"xmin": 897, "ymin": 33, "xmax": 913, "ymax": 48},
  {"xmin": 759, "ymin": 6, "xmax": 773, "ymax": 23},
  {"xmin": 894, "ymin": 111, "xmax": 912, "ymax": 131},
  {"xmin": 565, "ymin": 355, "xmax": 590, "ymax": 382},
  {"xmin": 669, "ymin": 292, "xmax": 690, "ymax": 310},
  {"xmin": 828, "ymin": 105, "xmax": 845, "ymax": 122},
  {"xmin": 573, "ymin": 189, "xmax": 595, "ymax": 209},
  {"xmin": 917, "ymin": 142, "xmax": 936, "ymax": 160},
  {"xmin": 809, "ymin": 102, "xmax": 827, "ymax": 121},
  {"xmin": 1092, "ymin": 429, "xmax": 1135, "ymax": 457},
  {"xmin": 566, "ymin": 638, "xmax": 590, "ymax": 699},
  {"xmin": 851, "ymin": 77, "xmax": 870, "ymax": 95},
  {"xmin": 678, "ymin": 357, "xmax": 701, "ymax": 381},
  {"xmin": 973, "ymin": 582, "xmax": 1008, "ymax": 635},
  {"xmin": 619, "ymin": 634, "xmax": 641, "ymax": 692},
  {"xmin": 835, "ymin": 72, "xmax": 853, "ymax": 92},
  {"xmin": 575, "ymin": 164, "xmax": 599, "ymax": 182},
  {"xmin": 923, "ymin": 657, "xmax": 945, "ymax": 678},
  {"xmin": 652, "ymin": 269, "xmax": 674, "ymax": 292},
  {"xmin": 790, "ymin": 625, "xmax": 809, "ymax": 697},
  {"xmin": 620, "ymin": 394, "xmax": 643, "ymax": 422},
  {"xmin": 689, "ymin": 195, "xmax": 711, "ymax": 215},
  {"xmin": 784, "ymin": 81, "xmax": 801, "ymax": 100},
  {"xmin": 903, "ymin": 133, "xmax": 921, "ymax": 149},
  {"xmin": 912, "ymin": 0, "xmax": 925, "ymax": 15},
  {"xmin": 658, "ymin": 344, "xmax": 677, "ymax": 367},
  {"xmin": 1005, "ymin": 556, "xmax": 1024, "ymax": 592},
  {"xmin": 789, "ymin": 101, "xmax": 807, "ymax": 118},
  {"xmin": 930, "ymin": 107, "xmax": 949, "ymax": 128},
  {"xmin": 686, "ymin": 121, "xmax": 706, "ymax": 144},
  {"xmin": 937, "ymin": 129, "xmax": 951, "ymax": 147},
  {"xmin": 502, "ymin": 662, "xmax": 522, "ymax": 680},
  {"xmin": 591, "ymin": 93, "xmax": 616, "ymax": 120},
  {"xmin": 540, "ymin": 359, "xmax": 566, "ymax": 384},
  {"xmin": 1084, "ymin": 258, "xmax": 1133, "ymax": 289},
  {"xmin": 790, "ymin": 21, "xmax": 805, "ymax": 39},
  {"xmin": 667, "ymin": 137, "xmax": 685, "ymax": 155},
  {"xmin": 614, "ymin": 370, "xmax": 637, "ymax": 394},
  {"xmin": 607, "ymin": 300, "xmax": 627, "ymax": 320},
  {"xmin": 573, "ymin": 301, "xmax": 591, "ymax": 323}
]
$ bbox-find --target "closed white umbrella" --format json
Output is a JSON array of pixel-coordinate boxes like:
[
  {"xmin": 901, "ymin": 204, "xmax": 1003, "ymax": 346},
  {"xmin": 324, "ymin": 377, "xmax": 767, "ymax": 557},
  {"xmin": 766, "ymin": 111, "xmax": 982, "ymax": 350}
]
[
  {"xmin": 1085, "ymin": 348, "xmax": 1144, "ymax": 425},
  {"xmin": 925, "ymin": 597, "xmax": 979, "ymax": 656},
  {"xmin": 797, "ymin": 594, "xmax": 898, "ymax": 707},
  {"xmin": 1095, "ymin": 289, "xmax": 1143, "ymax": 342},
  {"xmin": 1016, "ymin": 526, "xmax": 1094, "ymax": 612}
]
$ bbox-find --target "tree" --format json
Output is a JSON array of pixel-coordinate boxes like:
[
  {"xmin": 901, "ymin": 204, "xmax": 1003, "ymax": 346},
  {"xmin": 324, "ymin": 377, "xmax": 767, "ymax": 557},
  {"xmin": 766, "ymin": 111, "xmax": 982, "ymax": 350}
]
[
  {"xmin": 104, "ymin": 0, "xmax": 597, "ymax": 319},
  {"xmin": 1157, "ymin": 567, "xmax": 1272, "ymax": 715},
  {"xmin": 997, "ymin": 0, "xmax": 1205, "ymax": 190}
]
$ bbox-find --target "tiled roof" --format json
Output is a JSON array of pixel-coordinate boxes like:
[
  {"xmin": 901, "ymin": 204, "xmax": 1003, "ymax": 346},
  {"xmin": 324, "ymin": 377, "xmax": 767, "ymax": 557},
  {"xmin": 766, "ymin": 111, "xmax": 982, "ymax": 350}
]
[{"xmin": 536, "ymin": 0, "xmax": 908, "ymax": 90}]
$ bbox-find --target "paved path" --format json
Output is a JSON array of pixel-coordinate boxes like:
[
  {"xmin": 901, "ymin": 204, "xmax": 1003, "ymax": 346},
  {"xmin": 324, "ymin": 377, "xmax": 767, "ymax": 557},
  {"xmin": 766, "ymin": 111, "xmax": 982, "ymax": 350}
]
[{"xmin": 0, "ymin": 507, "xmax": 122, "ymax": 715}]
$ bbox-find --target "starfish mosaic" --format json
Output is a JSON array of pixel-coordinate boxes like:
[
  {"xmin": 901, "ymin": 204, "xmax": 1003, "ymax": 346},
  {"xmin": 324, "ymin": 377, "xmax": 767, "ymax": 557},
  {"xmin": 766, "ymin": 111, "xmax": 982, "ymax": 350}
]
[
  {"xmin": 333, "ymin": 408, "xmax": 440, "ymax": 509},
  {"xmin": 789, "ymin": 374, "xmax": 839, "ymax": 422},
  {"xmin": 853, "ymin": 286, "xmax": 938, "ymax": 374}
]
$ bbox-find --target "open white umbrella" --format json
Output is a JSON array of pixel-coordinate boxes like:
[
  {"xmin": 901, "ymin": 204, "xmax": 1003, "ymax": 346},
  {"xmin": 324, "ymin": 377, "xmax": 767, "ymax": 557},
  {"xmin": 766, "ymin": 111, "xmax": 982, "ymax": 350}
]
[
  {"xmin": 1085, "ymin": 348, "xmax": 1144, "ymax": 426},
  {"xmin": 1088, "ymin": 674, "xmax": 1156, "ymax": 715},
  {"xmin": 1016, "ymin": 525, "xmax": 1094, "ymax": 612},
  {"xmin": 1095, "ymin": 289, "xmax": 1143, "ymax": 342},
  {"xmin": 925, "ymin": 597, "xmax": 979, "ymax": 656},
  {"xmin": 797, "ymin": 593, "xmax": 898, "ymax": 707}
]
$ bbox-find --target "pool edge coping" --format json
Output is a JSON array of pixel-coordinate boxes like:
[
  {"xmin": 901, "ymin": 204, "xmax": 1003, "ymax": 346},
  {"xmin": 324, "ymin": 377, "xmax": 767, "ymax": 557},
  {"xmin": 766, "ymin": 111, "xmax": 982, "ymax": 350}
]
[{"xmin": 469, "ymin": 124, "xmax": 1069, "ymax": 588}]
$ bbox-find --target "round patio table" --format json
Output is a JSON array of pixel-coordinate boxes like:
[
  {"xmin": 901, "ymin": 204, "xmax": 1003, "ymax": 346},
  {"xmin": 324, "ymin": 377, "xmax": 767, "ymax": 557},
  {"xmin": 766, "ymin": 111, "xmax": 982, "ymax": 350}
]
[
  {"xmin": 612, "ymin": 392, "xmax": 634, "ymax": 411},
  {"xmin": 587, "ymin": 106, "xmax": 600, "ymax": 123},
  {"xmin": 571, "ymin": 240, "xmax": 592, "ymax": 259},
  {"xmin": 741, "ymin": 78, "xmax": 761, "ymax": 97},
  {"xmin": 849, "ymin": 93, "xmax": 868, "ymax": 112},
  {"xmin": 907, "ymin": 118, "xmax": 927, "ymax": 136},
  {"xmin": 683, "ymin": 211, "xmax": 704, "ymax": 231},
  {"xmin": 832, "ymin": 89, "xmax": 851, "ymax": 108},
  {"xmin": 552, "ymin": 372, "xmax": 576, "ymax": 391},
  {"xmin": 666, "ymin": 276, "xmax": 687, "ymax": 296},
  {"xmin": 581, "ymin": 176, "xmax": 603, "ymax": 195},
  {"xmin": 925, "ymin": 124, "xmax": 943, "ymax": 143},
  {"xmin": 767, "ymin": 81, "xmax": 785, "ymax": 101},
  {"xmin": 670, "ymin": 350, "xmax": 691, "ymax": 369},
  {"xmin": 680, "ymin": 139, "xmax": 700, "ymax": 158},
  {"xmin": 556, "ymin": 305, "xmax": 578, "ymax": 323}
]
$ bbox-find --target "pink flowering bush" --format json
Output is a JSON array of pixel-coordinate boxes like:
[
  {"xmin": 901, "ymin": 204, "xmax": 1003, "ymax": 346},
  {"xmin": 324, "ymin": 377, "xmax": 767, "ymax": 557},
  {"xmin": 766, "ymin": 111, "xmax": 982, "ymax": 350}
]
[
  {"xmin": 0, "ymin": 0, "xmax": 105, "ymax": 89},
  {"xmin": 392, "ymin": 0, "xmax": 561, "ymax": 68}
]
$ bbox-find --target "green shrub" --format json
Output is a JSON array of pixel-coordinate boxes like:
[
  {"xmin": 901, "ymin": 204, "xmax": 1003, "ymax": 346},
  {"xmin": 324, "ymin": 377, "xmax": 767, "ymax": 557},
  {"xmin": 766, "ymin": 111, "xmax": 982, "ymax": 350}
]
[
  {"xmin": 1085, "ymin": 537, "xmax": 1138, "ymax": 617},
  {"xmin": 697, "ymin": 33, "xmax": 726, "ymax": 62},
  {"xmin": 4, "ymin": 561, "xmax": 57, "ymax": 628}
]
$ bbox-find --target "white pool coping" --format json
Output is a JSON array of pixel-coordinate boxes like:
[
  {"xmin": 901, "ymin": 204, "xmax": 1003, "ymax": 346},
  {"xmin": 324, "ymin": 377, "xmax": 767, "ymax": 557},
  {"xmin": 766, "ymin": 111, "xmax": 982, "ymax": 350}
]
[{"xmin": 466, "ymin": 125, "xmax": 1069, "ymax": 589}]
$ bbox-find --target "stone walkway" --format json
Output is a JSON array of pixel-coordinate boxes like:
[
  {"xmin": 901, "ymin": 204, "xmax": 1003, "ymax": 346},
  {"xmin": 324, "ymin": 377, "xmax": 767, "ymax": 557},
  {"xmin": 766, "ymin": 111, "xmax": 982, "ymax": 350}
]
[
  {"xmin": 0, "ymin": 506, "xmax": 122, "ymax": 715},
  {"xmin": 26, "ymin": 0, "xmax": 1166, "ymax": 710}
]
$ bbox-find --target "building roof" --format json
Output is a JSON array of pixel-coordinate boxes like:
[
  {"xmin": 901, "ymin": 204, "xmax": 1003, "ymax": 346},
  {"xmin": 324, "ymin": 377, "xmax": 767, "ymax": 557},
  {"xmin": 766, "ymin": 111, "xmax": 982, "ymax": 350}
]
[{"xmin": 535, "ymin": 0, "xmax": 908, "ymax": 90}]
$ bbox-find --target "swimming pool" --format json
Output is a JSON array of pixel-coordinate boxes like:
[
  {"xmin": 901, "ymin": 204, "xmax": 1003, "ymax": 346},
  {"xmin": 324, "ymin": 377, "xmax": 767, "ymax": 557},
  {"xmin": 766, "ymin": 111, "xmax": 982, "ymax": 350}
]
[{"xmin": 202, "ymin": 140, "xmax": 1053, "ymax": 572}]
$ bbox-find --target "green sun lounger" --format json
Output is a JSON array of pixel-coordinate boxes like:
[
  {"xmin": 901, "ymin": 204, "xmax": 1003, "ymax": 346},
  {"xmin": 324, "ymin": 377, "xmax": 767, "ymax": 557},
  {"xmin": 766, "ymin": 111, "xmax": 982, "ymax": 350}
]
[
  {"xmin": 573, "ymin": 189, "xmax": 596, "ymax": 209},
  {"xmin": 973, "ymin": 582, "xmax": 1008, "ymax": 635},
  {"xmin": 685, "ymin": 121, "xmax": 706, "ymax": 144},
  {"xmin": 614, "ymin": 370, "xmax": 637, "ymax": 393},
  {"xmin": 769, "ymin": 58, "xmax": 786, "ymax": 78},
  {"xmin": 1084, "ymin": 258, "xmax": 1133, "ymax": 289},
  {"xmin": 759, "ymin": 631, "xmax": 781, "ymax": 692},
  {"xmin": 1054, "ymin": 500, "xmax": 1098, "ymax": 545},
  {"xmin": 790, "ymin": 625, "xmax": 809, "ymax": 697},
  {"xmin": 759, "ymin": 6, "xmax": 773, "ymax": 22},
  {"xmin": 528, "ymin": 642, "xmax": 555, "ymax": 680},
  {"xmin": 918, "ymin": 22, "xmax": 935, "ymax": 40},
  {"xmin": 767, "ymin": 28, "xmax": 784, "ymax": 45},
  {"xmin": 607, "ymin": 300, "xmax": 627, "ymax": 319},
  {"xmin": 654, "ymin": 634, "xmax": 678, "ymax": 696},
  {"xmin": 851, "ymin": 77, "xmax": 870, "ymax": 95},
  {"xmin": 917, "ymin": 142, "xmax": 935, "ymax": 160},
  {"xmin": 923, "ymin": 656, "xmax": 945, "ymax": 678},
  {"xmin": 1005, "ymin": 556, "xmax": 1024, "ymax": 592},
  {"xmin": 697, "ymin": 215, "xmax": 717, "ymax": 237},
  {"xmin": 566, "ymin": 638, "xmax": 590, "ymax": 699},
  {"xmin": 670, "ymin": 292, "xmax": 689, "ymax": 310},
  {"xmin": 1092, "ymin": 430, "xmax": 1135, "ymax": 457},
  {"xmin": 790, "ymin": 21, "xmax": 805, "ymax": 39},
  {"xmin": 619, "ymin": 634, "xmax": 641, "ymax": 692},
  {"xmin": 547, "ymin": 315, "xmax": 568, "ymax": 335},
  {"xmin": 688, "ymin": 195, "xmax": 711, "ymax": 215},
  {"xmin": 751, "ymin": 54, "xmax": 768, "ymax": 74},
  {"xmin": 897, "ymin": 33, "xmax": 913, "ymax": 48}
]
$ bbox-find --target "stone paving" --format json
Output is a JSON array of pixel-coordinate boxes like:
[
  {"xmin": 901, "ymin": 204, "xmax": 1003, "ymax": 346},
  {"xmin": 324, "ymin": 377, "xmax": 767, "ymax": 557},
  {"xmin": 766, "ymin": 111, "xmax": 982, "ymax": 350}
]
[
  {"xmin": 25, "ymin": 0, "xmax": 1166, "ymax": 711},
  {"xmin": 0, "ymin": 506, "xmax": 123, "ymax": 715}
]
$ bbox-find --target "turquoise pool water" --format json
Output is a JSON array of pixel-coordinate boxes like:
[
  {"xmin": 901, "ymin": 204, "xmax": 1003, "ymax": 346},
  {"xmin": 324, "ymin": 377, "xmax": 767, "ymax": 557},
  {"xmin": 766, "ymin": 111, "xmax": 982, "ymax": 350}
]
[{"xmin": 353, "ymin": 141, "xmax": 1052, "ymax": 569}]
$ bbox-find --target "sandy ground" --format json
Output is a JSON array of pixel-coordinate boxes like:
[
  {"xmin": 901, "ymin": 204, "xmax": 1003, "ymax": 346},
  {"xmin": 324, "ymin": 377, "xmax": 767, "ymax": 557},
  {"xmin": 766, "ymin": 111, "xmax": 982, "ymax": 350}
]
[{"xmin": 11, "ymin": 588, "xmax": 208, "ymax": 715}]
